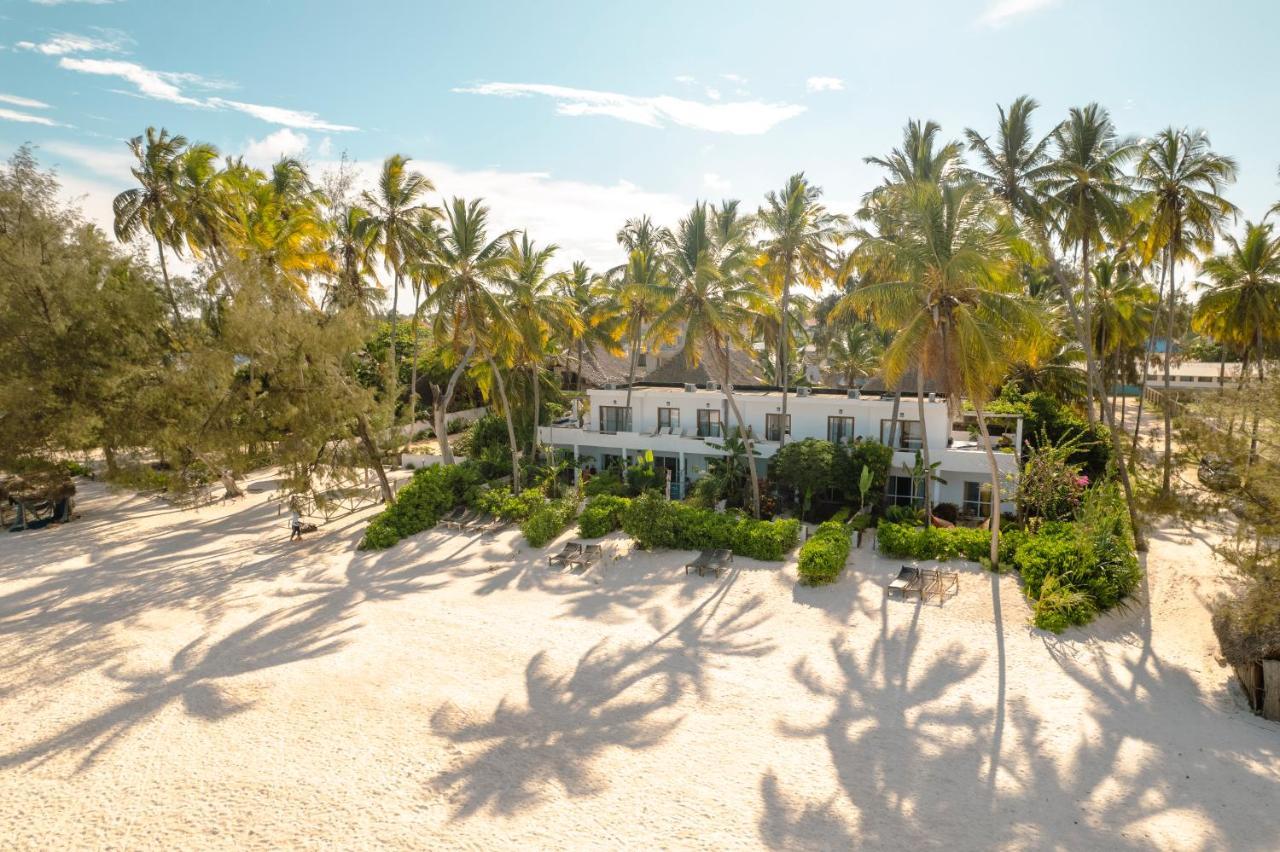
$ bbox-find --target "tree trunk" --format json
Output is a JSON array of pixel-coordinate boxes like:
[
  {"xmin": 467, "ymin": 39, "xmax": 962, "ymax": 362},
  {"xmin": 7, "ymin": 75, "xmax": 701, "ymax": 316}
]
[
  {"xmin": 1161, "ymin": 246, "xmax": 1176, "ymax": 498},
  {"xmin": 355, "ymin": 413, "xmax": 393, "ymax": 503},
  {"xmin": 405, "ymin": 282, "xmax": 423, "ymax": 454},
  {"xmin": 388, "ymin": 270, "xmax": 401, "ymax": 409},
  {"xmin": 530, "ymin": 362, "xmax": 542, "ymax": 462},
  {"xmin": 779, "ymin": 251, "xmax": 794, "ymax": 448},
  {"xmin": 435, "ymin": 341, "xmax": 476, "ymax": 465},
  {"xmin": 488, "ymin": 358, "xmax": 522, "ymax": 495},
  {"xmin": 622, "ymin": 320, "xmax": 641, "ymax": 429},
  {"xmin": 103, "ymin": 445, "xmax": 119, "ymax": 477},
  {"xmin": 973, "ymin": 399, "xmax": 1003, "ymax": 569},
  {"xmin": 1078, "ymin": 239, "xmax": 1099, "ymax": 426},
  {"xmin": 1244, "ymin": 330, "xmax": 1264, "ymax": 486},
  {"xmin": 576, "ymin": 339, "xmax": 585, "ymax": 392},
  {"xmin": 882, "ymin": 391, "xmax": 903, "ymax": 505},
  {"xmin": 719, "ymin": 345, "xmax": 761, "ymax": 518},
  {"xmin": 1130, "ymin": 258, "xmax": 1167, "ymax": 456},
  {"xmin": 916, "ymin": 368, "xmax": 933, "ymax": 527},
  {"xmin": 155, "ymin": 235, "xmax": 181, "ymax": 325}
]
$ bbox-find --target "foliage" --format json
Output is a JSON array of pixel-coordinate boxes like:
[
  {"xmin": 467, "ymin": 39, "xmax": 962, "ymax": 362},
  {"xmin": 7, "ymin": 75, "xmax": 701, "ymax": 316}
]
[
  {"xmin": 469, "ymin": 485, "xmax": 546, "ymax": 522},
  {"xmin": 933, "ymin": 502, "xmax": 959, "ymax": 523},
  {"xmin": 797, "ymin": 521, "xmax": 853, "ymax": 585},
  {"xmin": 521, "ymin": 498, "xmax": 579, "ymax": 547},
  {"xmin": 992, "ymin": 385, "xmax": 1112, "ymax": 480},
  {"xmin": 621, "ymin": 492, "xmax": 800, "ymax": 561},
  {"xmin": 833, "ymin": 440, "xmax": 894, "ymax": 507},
  {"xmin": 577, "ymin": 495, "xmax": 631, "ymax": 538},
  {"xmin": 1017, "ymin": 430, "xmax": 1090, "ymax": 522},
  {"xmin": 876, "ymin": 522, "xmax": 991, "ymax": 562},
  {"xmin": 583, "ymin": 467, "xmax": 629, "ymax": 498},
  {"xmin": 61, "ymin": 460, "xmax": 94, "ymax": 478},
  {"xmin": 883, "ymin": 505, "xmax": 922, "ymax": 525},
  {"xmin": 359, "ymin": 462, "xmax": 483, "ymax": 549},
  {"xmin": 769, "ymin": 438, "xmax": 834, "ymax": 518}
]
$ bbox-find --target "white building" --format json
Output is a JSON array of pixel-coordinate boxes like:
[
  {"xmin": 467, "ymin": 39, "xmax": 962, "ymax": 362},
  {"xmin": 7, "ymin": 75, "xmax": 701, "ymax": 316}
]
[{"xmin": 538, "ymin": 382, "xmax": 1023, "ymax": 516}]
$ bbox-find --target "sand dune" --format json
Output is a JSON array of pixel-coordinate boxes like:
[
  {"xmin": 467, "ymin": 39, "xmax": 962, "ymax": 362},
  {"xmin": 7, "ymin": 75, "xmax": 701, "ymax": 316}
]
[{"xmin": 0, "ymin": 472, "xmax": 1276, "ymax": 849}]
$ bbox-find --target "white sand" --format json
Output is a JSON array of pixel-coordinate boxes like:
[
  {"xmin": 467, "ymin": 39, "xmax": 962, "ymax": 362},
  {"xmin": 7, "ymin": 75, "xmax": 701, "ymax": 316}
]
[{"xmin": 1, "ymin": 472, "xmax": 1277, "ymax": 850}]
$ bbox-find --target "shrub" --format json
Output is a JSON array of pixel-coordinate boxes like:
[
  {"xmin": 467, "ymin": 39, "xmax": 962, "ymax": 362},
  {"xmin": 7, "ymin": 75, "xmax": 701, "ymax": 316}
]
[
  {"xmin": 578, "ymin": 495, "xmax": 630, "ymax": 538},
  {"xmin": 621, "ymin": 492, "xmax": 800, "ymax": 561},
  {"xmin": 883, "ymin": 505, "xmax": 921, "ymax": 525},
  {"xmin": 584, "ymin": 467, "xmax": 628, "ymax": 498},
  {"xmin": 470, "ymin": 485, "xmax": 546, "ymax": 522},
  {"xmin": 876, "ymin": 522, "xmax": 991, "ymax": 562},
  {"xmin": 61, "ymin": 459, "xmax": 93, "ymax": 478},
  {"xmin": 358, "ymin": 462, "xmax": 483, "ymax": 549},
  {"xmin": 1032, "ymin": 574, "xmax": 1098, "ymax": 634},
  {"xmin": 833, "ymin": 440, "xmax": 894, "ymax": 507},
  {"xmin": 521, "ymin": 498, "xmax": 579, "ymax": 547},
  {"xmin": 798, "ymin": 521, "xmax": 853, "ymax": 585},
  {"xmin": 933, "ymin": 502, "xmax": 959, "ymax": 523},
  {"xmin": 769, "ymin": 438, "xmax": 835, "ymax": 516}
]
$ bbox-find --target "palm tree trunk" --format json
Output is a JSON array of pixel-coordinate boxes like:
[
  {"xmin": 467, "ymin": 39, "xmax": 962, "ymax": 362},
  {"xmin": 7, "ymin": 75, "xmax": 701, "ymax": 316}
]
[
  {"xmin": 1244, "ymin": 330, "xmax": 1264, "ymax": 486},
  {"xmin": 779, "ymin": 254, "xmax": 794, "ymax": 448},
  {"xmin": 973, "ymin": 399, "xmax": 1002, "ymax": 568},
  {"xmin": 916, "ymin": 368, "xmax": 933, "ymax": 527},
  {"xmin": 155, "ymin": 235, "xmax": 181, "ymax": 325},
  {"xmin": 718, "ymin": 344, "xmax": 760, "ymax": 518},
  {"xmin": 1130, "ymin": 259, "xmax": 1167, "ymax": 456},
  {"xmin": 435, "ymin": 341, "xmax": 476, "ymax": 465},
  {"xmin": 488, "ymin": 358, "xmax": 522, "ymax": 495},
  {"xmin": 355, "ymin": 412, "xmax": 394, "ymax": 503},
  {"xmin": 882, "ymin": 392, "xmax": 903, "ymax": 509},
  {"xmin": 1078, "ymin": 238, "xmax": 1100, "ymax": 426},
  {"xmin": 405, "ymin": 282, "xmax": 423, "ymax": 454},
  {"xmin": 1161, "ymin": 247, "xmax": 1176, "ymax": 497},
  {"xmin": 576, "ymin": 339, "xmax": 585, "ymax": 392},
  {"xmin": 530, "ymin": 362, "xmax": 541, "ymax": 463},
  {"xmin": 622, "ymin": 320, "xmax": 641, "ymax": 429},
  {"xmin": 388, "ymin": 270, "xmax": 401, "ymax": 407}
]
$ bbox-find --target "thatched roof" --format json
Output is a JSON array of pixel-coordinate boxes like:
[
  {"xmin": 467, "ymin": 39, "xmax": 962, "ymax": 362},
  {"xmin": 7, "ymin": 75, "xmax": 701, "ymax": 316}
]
[
  {"xmin": 860, "ymin": 367, "xmax": 949, "ymax": 396},
  {"xmin": 0, "ymin": 471, "xmax": 76, "ymax": 504},
  {"xmin": 642, "ymin": 345, "xmax": 763, "ymax": 386}
]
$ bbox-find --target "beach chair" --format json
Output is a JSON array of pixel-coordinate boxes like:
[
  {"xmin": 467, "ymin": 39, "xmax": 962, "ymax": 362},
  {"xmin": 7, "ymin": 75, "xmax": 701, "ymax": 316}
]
[
  {"xmin": 567, "ymin": 543, "xmax": 603, "ymax": 572},
  {"xmin": 444, "ymin": 508, "xmax": 480, "ymax": 530},
  {"xmin": 473, "ymin": 515, "xmax": 507, "ymax": 535},
  {"xmin": 704, "ymin": 548, "xmax": 734, "ymax": 578},
  {"xmin": 438, "ymin": 506, "xmax": 466, "ymax": 527},
  {"xmin": 685, "ymin": 550, "xmax": 714, "ymax": 575},
  {"xmin": 549, "ymin": 541, "xmax": 584, "ymax": 568},
  {"xmin": 888, "ymin": 566, "xmax": 923, "ymax": 599},
  {"xmin": 921, "ymin": 568, "xmax": 959, "ymax": 603}
]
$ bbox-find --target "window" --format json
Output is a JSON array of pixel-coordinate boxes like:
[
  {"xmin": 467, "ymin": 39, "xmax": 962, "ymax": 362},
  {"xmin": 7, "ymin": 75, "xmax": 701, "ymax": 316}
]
[
  {"xmin": 880, "ymin": 419, "xmax": 923, "ymax": 450},
  {"xmin": 765, "ymin": 413, "xmax": 791, "ymax": 442},
  {"xmin": 827, "ymin": 416, "xmax": 856, "ymax": 444},
  {"xmin": 637, "ymin": 353, "xmax": 647, "ymax": 367},
  {"xmin": 887, "ymin": 475, "xmax": 923, "ymax": 507},
  {"xmin": 696, "ymin": 408, "xmax": 722, "ymax": 438},
  {"xmin": 963, "ymin": 481, "xmax": 992, "ymax": 518},
  {"xmin": 598, "ymin": 405, "xmax": 632, "ymax": 433},
  {"xmin": 658, "ymin": 407, "xmax": 680, "ymax": 430}
]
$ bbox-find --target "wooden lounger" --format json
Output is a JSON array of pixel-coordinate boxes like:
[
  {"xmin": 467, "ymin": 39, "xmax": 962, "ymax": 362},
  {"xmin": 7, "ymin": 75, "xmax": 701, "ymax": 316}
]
[
  {"xmin": 921, "ymin": 568, "xmax": 959, "ymax": 603},
  {"xmin": 444, "ymin": 508, "xmax": 480, "ymax": 529},
  {"xmin": 566, "ymin": 544, "xmax": 603, "ymax": 572},
  {"xmin": 438, "ymin": 506, "xmax": 466, "ymax": 527},
  {"xmin": 473, "ymin": 515, "xmax": 507, "ymax": 535},
  {"xmin": 888, "ymin": 566, "xmax": 923, "ymax": 599},
  {"xmin": 685, "ymin": 550, "xmax": 714, "ymax": 575},
  {"xmin": 549, "ymin": 541, "xmax": 584, "ymax": 568}
]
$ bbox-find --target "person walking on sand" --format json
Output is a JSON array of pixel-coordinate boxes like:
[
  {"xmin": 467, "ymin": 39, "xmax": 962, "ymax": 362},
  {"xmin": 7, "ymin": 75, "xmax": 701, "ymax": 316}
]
[{"xmin": 289, "ymin": 503, "xmax": 304, "ymax": 542}]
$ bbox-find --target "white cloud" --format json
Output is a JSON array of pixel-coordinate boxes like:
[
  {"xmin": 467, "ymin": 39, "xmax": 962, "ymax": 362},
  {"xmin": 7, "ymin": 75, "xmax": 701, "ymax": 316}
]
[
  {"xmin": 455, "ymin": 81, "xmax": 805, "ymax": 135},
  {"xmin": 720, "ymin": 73, "xmax": 748, "ymax": 84},
  {"xmin": 0, "ymin": 107, "xmax": 60, "ymax": 126},
  {"xmin": 702, "ymin": 172, "xmax": 731, "ymax": 194},
  {"xmin": 806, "ymin": 76, "xmax": 844, "ymax": 93},
  {"xmin": 243, "ymin": 128, "xmax": 310, "ymax": 167},
  {"xmin": 704, "ymin": 87, "xmax": 721, "ymax": 101},
  {"xmin": 43, "ymin": 140, "xmax": 135, "ymax": 179},
  {"xmin": 0, "ymin": 93, "xmax": 50, "ymax": 108},
  {"xmin": 977, "ymin": 0, "xmax": 1058, "ymax": 27},
  {"xmin": 58, "ymin": 57, "xmax": 205, "ymax": 105},
  {"xmin": 16, "ymin": 29, "xmax": 130, "ymax": 55},
  {"xmin": 208, "ymin": 98, "xmax": 358, "ymax": 132},
  {"xmin": 674, "ymin": 75, "xmax": 696, "ymax": 85}
]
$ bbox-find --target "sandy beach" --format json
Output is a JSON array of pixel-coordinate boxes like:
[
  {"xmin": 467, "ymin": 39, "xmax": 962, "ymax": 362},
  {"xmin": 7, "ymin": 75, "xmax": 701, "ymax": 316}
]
[{"xmin": 1, "ymin": 472, "xmax": 1277, "ymax": 850}]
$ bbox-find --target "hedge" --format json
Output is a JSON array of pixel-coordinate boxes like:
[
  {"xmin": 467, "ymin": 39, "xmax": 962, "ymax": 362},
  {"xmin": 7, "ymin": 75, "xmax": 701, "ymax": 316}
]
[
  {"xmin": 797, "ymin": 521, "xmax": 853, "ymax": 585},
  {"xmin": 876, "ymin": 523, "xmax": 990, "ymax": 562},
  {"xmin": 620, "ymin": 492, "xmax": 800, "ymax": 561},
  {"xmin": 470, "ymin": 485, "xmax": 547, "ymax": 522},
  {"xmin": 578, "ymin": 495, "xmax": 631, "ymax": 538},
  {"xmin": 521, "ymin": 498, "xmax": 579, "ymax": 547},
  {"xmin": 359, "ymin": 462, "xmax": 484, "ymax": 550}
]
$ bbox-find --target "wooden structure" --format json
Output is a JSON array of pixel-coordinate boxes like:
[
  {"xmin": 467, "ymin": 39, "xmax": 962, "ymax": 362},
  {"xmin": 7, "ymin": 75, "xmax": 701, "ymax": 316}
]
[
  {"xmin": 1233, "ymin": 660, "xmax": 1280, "ymax": 722},
  {"xmin": 1, "ymin": 472, "xmax": 76, "ymax": 531}
]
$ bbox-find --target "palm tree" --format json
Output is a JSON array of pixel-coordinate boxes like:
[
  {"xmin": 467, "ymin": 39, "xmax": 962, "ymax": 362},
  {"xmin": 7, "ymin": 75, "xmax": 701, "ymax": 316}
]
[
  {"xmin": 1131, "ymin": 127, "xmax": 1238, "ymax": 495},
  {"xmin": 420, "ymin": 198, "xmax": 514, "ymax": 465},
  {"xmin": 963, "ymin": 95, "xmax": 1059, "ymax": 226},
  {"xmin": 615, "ymin": 247, "xmax": 672, "ymax": 420},
  {"xmin": 651, "ymin": 201, "xmax": 767, "ymax": 516},
  {"xmin": 757, "ymin": 173, "xmax": 842, "ymax": 446},
  {"xmin": 171, "ymin": 142, "xmax": 228, "ymax": 272},
  {"xmin": 557, "ymin": 261, "xmax": 623, "ymax": 393},
  {"xmin": 324, "ymin": 204, "xmax": 380, "ymax": 313},
  {"xmin": 864, "ymin": 119, "xmax": 964, "ymax": 191},
  {"xmin": 1091, "ymin": 256, "xmax": 1157, "ymax": 421},
  {"xmin": 1040, "ymin": 103, "xmax": 1137, "ymax": 427},
  {"xmin": 846, "ymin": 179, "xmax": 1047, "ymax": 567},
  {"xmin": 358, "ymin": 155, "xmax": 437, "ymax": 408},
  {"xmin": 113, "ymin": 126, "xmax": 187, "ymax": 323},
  {"xmin": 822, "ymin": 320, "xmax": 885, "ymax": 388}
]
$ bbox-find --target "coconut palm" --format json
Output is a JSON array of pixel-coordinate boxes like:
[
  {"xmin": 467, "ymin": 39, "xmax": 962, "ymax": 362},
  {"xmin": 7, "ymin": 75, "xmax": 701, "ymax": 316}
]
[
  {"xmin": 1131, "ymin": 127, "xmax": 1238, "ymax": 495},
  {"xmin": 420, "ymin": 198, "xmax": 514, "ymax": 464},
  {"xmin": 1040, "ymin": 103, "xmax": 1137, "ymax": 426},
  {"xmin": 963, "ymin": 95, "xmax": 1059, "ymax": 226},
  {"xmin": 557, "ymin": 261, "xmax": 623, "ymax": 393},
  {"xmin": 1195, "ymin": 220, "xmax": 1280, "ymax": 380},
  {"xmin": 864, "ymin": 119, "xmax": 964, "ymax": 192},
  {"xmin": 757, "ymin": 173, "xmax": 842, "ymax": 446},
  {"xmin": 615, "ymin": 247, "xmax": 672, "ymax": 419},
  {"xmin": 845, "ymin": 178, "xmax": 1048, "ymax": 567},
  {"xmin": 1091, "ymin": 256, "xmax": 1157, "ymax": 420},
  {"xmin": 324, "ymin": 204, "xmax": 380, "ymax": 314},
  {"xmin": 822, "ymin": 320, "xmax": 885, "ymax": 388},
  {"xmin": 651, "ymin": 201, "xmax": 768, "ymax": 516},
  {"xmin": 113, "ymin": 126, "xmax": 187, "ymax": 322},
  {"xmin": 358, "ymin": 155, "xmax": 438, "ymax": 406},
  {"xmin": 171, "ymin": 142, "xmax": 229, "ymax": 272}
]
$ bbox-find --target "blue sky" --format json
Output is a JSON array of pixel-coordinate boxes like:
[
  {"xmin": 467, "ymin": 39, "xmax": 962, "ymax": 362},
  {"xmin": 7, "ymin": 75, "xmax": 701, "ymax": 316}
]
[{"xmin": 3, "ymin": 0, "xmax": 1279, "ymax": 271}]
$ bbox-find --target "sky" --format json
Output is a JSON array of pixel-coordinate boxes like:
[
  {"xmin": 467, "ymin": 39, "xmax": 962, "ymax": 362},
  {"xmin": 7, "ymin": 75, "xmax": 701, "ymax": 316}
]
[{"xmin": 2, "ymin": 0, "xmax": 1279, "ymax": 276}]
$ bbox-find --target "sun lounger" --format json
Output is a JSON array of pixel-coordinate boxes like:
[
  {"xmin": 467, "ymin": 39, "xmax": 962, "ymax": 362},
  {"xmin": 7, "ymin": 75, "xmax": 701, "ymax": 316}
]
[
  {"xmin": 566, "ymin": 543, "xmax": 603, "ymax": 572},
  {"xmin": 888, "ymin": 566, "xmax": 923, "ymax": 599},
  {"xmin": 438, "ymin": 506, "xmax": 466, "ymax": 527},
  {"xmin": 921, "ymin": 568, "xmax": 959, "ymax": 603},
  {"xmin": 549, "ymin": 541, "xmax": 584, "ymax": 568},
  {"xmin": 685, "ymin": 550, "xmax": 714, "ymax": 575},
  {"xmin": 473, "ymin": 515, "xmax": 507, "ymax": 535},
  {"xmin": 684, "ymin": 548, "xmax": 733, "ymax": 577},
  {"xmin": 444, "ymin": 508, "xmax": 481, "ymax": 529}
]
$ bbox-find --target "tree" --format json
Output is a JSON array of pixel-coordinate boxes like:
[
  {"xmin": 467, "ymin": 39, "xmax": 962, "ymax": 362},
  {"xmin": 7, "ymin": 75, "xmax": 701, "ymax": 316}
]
[
  {"xmin": 420, "ymin": 198, "xmax": 514, "ymax": 465},
  {"xmin": 770, "ymin": 438, "xmax": 835, "ymax": 520},
  {"xmin": 845, "ymin": 178, "xmax": 1047, "ymax": 567},
  {"xmin": 1132, "ymin": 128, "xmax": 1238, "ymax": 496},
  {"xmin": 963, "ymin": 95, "xmax": 1059, "ymax": 226},
  {"xmin": 1090, "ymin": 256, "xmax": 1156, "ymax": 421},
  {"xmin": 615, "ymin": 246, "xmax": 671, "ymax": 418},
  {"xmin": 821, "ymin": 320, "xmax": 884, "ymax": 388},
  {"xmin": 557, "ymin": 261, "xmax": 623, "ymax": 393},
  {"xmin": 113, "ymin": 126, "xmax": 187, "ymax": 323},
  {"xmin": 758, "ymin": 173, "xmax": 842, "ymax": 447},
  {"xmin": 358, "ymin": 155, "xmax": 437, "ymax": 409}
]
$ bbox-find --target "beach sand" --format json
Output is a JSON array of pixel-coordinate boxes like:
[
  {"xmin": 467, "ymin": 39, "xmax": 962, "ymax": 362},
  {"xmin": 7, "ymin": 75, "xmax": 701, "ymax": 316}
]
[{"xmin": 0, "ymin": 472, "xmax": 1277, "ymax": 850}]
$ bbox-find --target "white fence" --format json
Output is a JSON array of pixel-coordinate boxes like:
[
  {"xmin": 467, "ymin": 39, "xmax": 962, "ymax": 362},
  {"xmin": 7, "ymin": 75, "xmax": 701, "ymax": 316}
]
[{"xmin": 400, "ymin": 453, "xmax": 468, "ymax": 469}]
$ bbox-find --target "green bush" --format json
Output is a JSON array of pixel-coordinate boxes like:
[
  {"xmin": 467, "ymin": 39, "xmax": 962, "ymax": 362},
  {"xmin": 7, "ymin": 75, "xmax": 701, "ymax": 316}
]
[
  {"xmin": 470, "ymin": 485, "xmax": 547, "ymax": 522},
  {"xmin": 578, "ymin": 495, "xmax": 630, "ymax": 538},
  {"xmin": 621, "ymin": 492, "xmax": 800, "ymax": 561},
  {"xmin": 583, "ymin": 468, "xmax": 628, "ymax": 498},
  {"xmin": 883, "ymin": 505, "xmax": 922, "ymax": 525},
  {"xmin": 61, "ymin": 459, "xmax": 93, "ymax": 478},
  {"xmin": 1032, "ymin": 574, "xmax": 1098, "ymax": 634},
  {"xmin": 358, "ymin": 462, "xmax": 483, "ymax": 550},
  {"xmin": 521, "ymin": 498, "xmax": 579, "ymax": 547},
  {"xmin": 876, "ymin": 522, "xmax": 991, "ymax": 562},
  {"xmin": 798, "ymin": 521, "xmax": 853, "ymax": 585}
]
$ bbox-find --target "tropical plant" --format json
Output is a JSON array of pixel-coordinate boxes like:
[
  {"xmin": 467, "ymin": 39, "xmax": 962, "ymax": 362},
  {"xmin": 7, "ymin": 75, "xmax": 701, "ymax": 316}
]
[
  {"xmin": 963, "ymin": 95, "xmax": 1059, "ymax": 226},
  {"xmin": 113, "ymin": 126, "xmax": 188, "ymax": 322}
]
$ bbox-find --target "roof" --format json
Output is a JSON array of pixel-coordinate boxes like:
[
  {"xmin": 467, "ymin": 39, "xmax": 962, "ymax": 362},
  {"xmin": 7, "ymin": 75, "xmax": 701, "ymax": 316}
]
[{"xmin": 642, "ymin": 345, "xmax": 764, "ymax": 386}]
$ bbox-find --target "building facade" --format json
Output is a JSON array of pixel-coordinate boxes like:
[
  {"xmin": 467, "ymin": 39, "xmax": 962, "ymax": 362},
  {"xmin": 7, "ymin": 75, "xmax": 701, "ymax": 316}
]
[{"xmin": 538, "ymin": 382, "xmax": 1022, "ymax": 515}]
